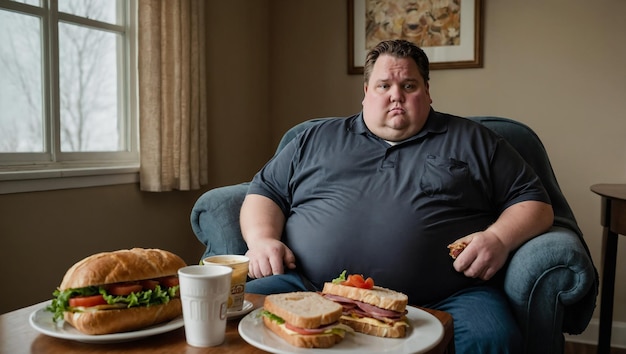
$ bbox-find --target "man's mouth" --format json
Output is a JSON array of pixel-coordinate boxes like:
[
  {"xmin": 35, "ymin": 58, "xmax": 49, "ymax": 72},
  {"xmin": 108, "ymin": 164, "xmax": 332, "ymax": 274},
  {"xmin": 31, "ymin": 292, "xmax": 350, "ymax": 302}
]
[{"xmin": 389, "ymin": 107, "xmax": 405, "ymax": 114}]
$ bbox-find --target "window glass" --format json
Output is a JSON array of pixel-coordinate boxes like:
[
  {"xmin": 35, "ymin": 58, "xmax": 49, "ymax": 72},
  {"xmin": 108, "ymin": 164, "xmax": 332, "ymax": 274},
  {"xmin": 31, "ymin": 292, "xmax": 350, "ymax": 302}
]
[
  {"xmin": 9, "ymin": 0, "xmax": 41, "ymax": 6},
  {"xmin": 0, "ymin": 0, "xmax": 137, "ymax": 177},
  {"xmin": 0, "ymin": 9, "xmax": 45, "ymax": 153},
  {"xmin": 59, "ymin": 22, "xmax": 123, "ymax": 152},
  {"xmin": 58, "ymin": 0, "xmax": 120, "ymax": 25}
]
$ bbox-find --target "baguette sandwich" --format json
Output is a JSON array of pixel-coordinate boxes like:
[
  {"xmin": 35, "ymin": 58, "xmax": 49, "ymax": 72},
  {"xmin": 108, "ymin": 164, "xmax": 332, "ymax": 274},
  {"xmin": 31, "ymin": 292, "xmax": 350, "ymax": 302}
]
[
  {"xmin": 322, "ymin": 271, "xmax": 410, "ymax": 338},
  {"xmin": 46, "ymin": 248, "xmax": 186, "ymax": 335},
  {"xmin": 260, "ymin": 292, "xmax": 354, "ymax": 348}
]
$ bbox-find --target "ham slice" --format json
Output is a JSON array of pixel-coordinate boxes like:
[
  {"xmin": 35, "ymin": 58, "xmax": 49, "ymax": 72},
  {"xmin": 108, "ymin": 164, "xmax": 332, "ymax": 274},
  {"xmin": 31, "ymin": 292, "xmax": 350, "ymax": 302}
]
[{"xmin": 322, "ymin": 293, "xmax": 406, "ymax": 323}]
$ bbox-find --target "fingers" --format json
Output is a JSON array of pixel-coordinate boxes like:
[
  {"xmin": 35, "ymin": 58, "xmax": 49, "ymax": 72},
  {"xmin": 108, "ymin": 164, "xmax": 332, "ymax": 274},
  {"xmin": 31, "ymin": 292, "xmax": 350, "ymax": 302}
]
[
  {"xmin": 245, "ymin": 243, "xmax": 296, "ymax": 279},
  {"xmin": 453, "ymin": 245, "xmax": 496, "ymax": 280},
  {"xmin": 454, "ymin": 253, "xmax": 505, "ymax": 281},
  {"xmin": 247, "ymin": 257, "xmax": 276, "ymax": 278},
  {"xmin": 268, "ymin": 254, "xmax": 285, "ymax": 276},
  {"xmin": 452, "ymin": 236, "xmax": 504, "ymax": 281},
  {"xmin": 456, "ymin": 259, "xmax": 496, "ymax": 280},
  {"xmin": 284, "ymin": 247, "xmax": 297, "ymax": 270}
]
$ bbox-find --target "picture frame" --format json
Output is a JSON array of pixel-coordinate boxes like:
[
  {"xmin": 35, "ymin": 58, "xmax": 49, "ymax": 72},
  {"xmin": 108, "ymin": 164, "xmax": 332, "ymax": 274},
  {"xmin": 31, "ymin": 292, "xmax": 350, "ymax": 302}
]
[{"xmin": 348, "ymin": 0, "xmax": 483, "ymax": 74}]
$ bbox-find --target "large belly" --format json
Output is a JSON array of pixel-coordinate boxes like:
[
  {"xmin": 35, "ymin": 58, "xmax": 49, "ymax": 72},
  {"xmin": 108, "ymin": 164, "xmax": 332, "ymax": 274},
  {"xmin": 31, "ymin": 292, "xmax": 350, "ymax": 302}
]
[{"xmin": 284, "ymin": 199, "xmax": 491, "ymax": 304}]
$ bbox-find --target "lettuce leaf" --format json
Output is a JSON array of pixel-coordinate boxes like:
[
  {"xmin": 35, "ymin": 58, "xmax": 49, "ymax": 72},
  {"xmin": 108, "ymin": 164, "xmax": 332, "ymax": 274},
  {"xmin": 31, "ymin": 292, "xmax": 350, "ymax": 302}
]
[
  {"xmin": 47, "ymin": 286, "xmax": 99, "ymax": 322},
  {"xmin": 331, "ymin": 270, "xmax": 347, "ymax": 284},
  {"xmin": 101, "ymin": 285, "xmax": 178, "ymax": 307},
  {"xmin": 46, "ymin": 284, "xmax": 180, "ymax": 322},
  {"xmin": 324, "ymin": 324, "xmax": 355, "ymax": 337},
  {"xmin": 259, "ymin": 310, "xmax": 285, "ymax": 324}
]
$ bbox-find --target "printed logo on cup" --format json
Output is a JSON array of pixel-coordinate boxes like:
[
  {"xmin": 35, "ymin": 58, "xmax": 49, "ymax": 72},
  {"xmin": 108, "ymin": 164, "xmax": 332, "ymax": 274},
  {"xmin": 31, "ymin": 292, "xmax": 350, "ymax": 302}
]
[{"xmin": 231, "ymin": 284, "xmax": 245, "ymax": 295}]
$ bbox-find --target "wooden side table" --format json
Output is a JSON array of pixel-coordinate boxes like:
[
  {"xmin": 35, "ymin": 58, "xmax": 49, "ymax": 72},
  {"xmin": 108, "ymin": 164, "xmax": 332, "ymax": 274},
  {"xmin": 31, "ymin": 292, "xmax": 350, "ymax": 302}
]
[{"xmin": 590, "ymin": 183, "xmax": 626, "ymax": 354}]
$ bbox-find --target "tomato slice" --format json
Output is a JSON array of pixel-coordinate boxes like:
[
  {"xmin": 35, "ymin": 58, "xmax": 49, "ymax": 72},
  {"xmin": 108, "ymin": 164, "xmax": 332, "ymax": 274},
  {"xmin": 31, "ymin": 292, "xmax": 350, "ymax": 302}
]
[
  {"xmin": 158, "ymin": 276, "xmax": 179, "ymax": 288},
  {"xmin": 343, "ymin": 274, "xmax": 364, "ymax": 287},
  {"xmin": 141, "ymin": 280, "xmax": 159, "ymax": 290},
  {"xmin": 106, "ymin": 283, "xmax": 143, "ymax": 296},
  {"xmin": 285, "ymin": 322, "xmax": 328, "ymax": 335},
  {"xmin": 69, "ymin": 295, "xmax": 107, "ymax": 307},
  {"xmin": 363, "ymin": 277, "xmax": 374, "ymax": 289},
  {"xmin": 342, "ymin": 274, "xmax": 374, "ymax": 289}
]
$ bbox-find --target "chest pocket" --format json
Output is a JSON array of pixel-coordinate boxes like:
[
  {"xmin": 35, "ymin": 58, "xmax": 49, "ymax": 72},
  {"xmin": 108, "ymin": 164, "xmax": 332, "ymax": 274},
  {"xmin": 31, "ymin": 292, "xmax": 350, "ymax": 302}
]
[{"xmin": 420, "ymin": 154, "xmax": 479, "ymax": 202}]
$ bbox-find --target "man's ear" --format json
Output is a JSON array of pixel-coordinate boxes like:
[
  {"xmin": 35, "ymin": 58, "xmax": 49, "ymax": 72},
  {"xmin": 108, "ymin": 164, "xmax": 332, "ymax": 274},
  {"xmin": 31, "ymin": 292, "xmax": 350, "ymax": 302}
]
[{"xmin": 362, "ymin": 83, "xmax": 368, "ymax": 106}]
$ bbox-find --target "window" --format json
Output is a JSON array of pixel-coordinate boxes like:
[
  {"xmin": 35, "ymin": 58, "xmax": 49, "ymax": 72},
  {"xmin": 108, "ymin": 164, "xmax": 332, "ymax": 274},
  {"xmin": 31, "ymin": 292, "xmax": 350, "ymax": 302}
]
[{"xmin": 0, "ymin": 0, "xmax": 138, "ymax": 193}]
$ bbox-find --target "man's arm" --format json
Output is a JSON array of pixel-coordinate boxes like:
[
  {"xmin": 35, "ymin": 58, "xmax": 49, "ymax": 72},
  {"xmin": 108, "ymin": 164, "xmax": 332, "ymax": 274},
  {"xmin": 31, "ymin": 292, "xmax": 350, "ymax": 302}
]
[
  {"xmin": 452, "ymin": 200, "xmax": 554, "ymax": 280},
  {"xmin": 240, "ymin": 194, "xmax": 296, "ymax": 278}
]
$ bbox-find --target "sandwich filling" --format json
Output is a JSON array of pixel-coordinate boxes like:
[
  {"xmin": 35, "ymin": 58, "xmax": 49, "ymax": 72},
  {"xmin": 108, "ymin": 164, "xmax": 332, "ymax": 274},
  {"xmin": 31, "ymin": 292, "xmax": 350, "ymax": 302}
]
[
  {"xmin": 47, "ymin": 276, "xmax": 180, "ymax": 322},
  {"xmin": 323, "ymin": 293, "xmax": 408, "ymax": 326},
  {"xmin": 260, "ymin": 310, "xmax": 354, "ymax": 337}
]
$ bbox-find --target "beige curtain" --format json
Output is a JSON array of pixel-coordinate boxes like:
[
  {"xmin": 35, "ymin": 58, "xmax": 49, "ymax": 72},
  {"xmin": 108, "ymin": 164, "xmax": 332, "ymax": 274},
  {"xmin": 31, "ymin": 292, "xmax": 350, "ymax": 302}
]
[{"xmin": 137, "ymin": 0, "xmax": 208, "ymax": 191}]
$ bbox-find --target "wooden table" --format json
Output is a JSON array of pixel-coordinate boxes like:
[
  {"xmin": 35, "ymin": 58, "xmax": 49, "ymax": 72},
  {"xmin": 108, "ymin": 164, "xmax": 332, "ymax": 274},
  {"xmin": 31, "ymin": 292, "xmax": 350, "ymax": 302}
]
[
  {"xmin": 591, "ymin": 183, "xmax": 626, "ymax": 354},
  {"xmin": 1, "ymin": 293, "xmax": 454, "ymax": 354}
]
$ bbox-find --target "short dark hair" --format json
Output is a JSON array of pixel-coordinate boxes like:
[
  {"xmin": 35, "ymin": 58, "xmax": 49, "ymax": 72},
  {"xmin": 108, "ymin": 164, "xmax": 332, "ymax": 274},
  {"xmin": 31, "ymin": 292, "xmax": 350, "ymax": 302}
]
[{"xmin": 363, "ymin": 39, "xmax": 430, "ymax": 84}]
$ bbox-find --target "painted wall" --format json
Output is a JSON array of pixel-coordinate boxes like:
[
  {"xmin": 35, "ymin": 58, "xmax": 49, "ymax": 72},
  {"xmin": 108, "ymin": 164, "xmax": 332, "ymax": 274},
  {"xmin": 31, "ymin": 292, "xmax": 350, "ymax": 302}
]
[{"xmin": 2, "ymin": 2, "xmax": 626, "ymax": 345}]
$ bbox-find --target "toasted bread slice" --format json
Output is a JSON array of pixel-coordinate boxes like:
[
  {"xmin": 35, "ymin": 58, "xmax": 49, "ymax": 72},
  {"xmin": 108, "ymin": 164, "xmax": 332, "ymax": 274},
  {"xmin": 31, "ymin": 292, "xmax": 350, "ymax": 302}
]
[
  {"xmin": 322, "ymin": 282, "xmax": 408, "ymax": 312},
  {"xmin": 263, "ymin": 292, "xmax": 343, "ymax": 329},
  {"xmin": 262, "ymin": 316, "xmax": 345, "ymax": 348},
  {"xmin": 338, "ymin": 314, "xmax": 409, "ymax": 338}
]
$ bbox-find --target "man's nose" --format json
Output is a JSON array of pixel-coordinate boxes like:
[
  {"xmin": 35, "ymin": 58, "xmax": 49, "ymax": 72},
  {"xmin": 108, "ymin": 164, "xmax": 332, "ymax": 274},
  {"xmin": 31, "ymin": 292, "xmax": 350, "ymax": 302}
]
[{"xmin": 390, "ymin": 85, "xmax": 404, "ymax": 102}]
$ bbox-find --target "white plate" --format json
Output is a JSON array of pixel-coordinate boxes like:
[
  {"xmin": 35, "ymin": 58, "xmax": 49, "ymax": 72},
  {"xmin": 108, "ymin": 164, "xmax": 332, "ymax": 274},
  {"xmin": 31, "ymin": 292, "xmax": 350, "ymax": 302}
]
[
  {"xmin": 227, "ymin": 300, "xmax": 254, "ymax": 319},
  {"xmin": 238, "ymin": 306, "xmax": 444, "ymax": 354},
  {"xmin": 29, "ymin": 301, "xmax": 184, "ymax": 344}
]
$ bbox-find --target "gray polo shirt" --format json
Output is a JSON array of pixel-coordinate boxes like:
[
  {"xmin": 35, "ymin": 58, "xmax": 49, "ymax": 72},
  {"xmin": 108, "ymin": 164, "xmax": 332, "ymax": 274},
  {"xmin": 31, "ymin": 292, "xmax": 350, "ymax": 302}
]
[{"xmin": 248, "ymin": 110, "xmax": 550, "ymax": 304}]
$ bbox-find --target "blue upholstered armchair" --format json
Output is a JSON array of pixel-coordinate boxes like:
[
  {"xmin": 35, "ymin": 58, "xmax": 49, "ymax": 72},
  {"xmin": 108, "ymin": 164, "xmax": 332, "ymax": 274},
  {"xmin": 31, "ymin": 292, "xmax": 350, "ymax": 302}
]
[{"xmin": 191, "ymin": 116, "xmax": 597, "ymax": 354}]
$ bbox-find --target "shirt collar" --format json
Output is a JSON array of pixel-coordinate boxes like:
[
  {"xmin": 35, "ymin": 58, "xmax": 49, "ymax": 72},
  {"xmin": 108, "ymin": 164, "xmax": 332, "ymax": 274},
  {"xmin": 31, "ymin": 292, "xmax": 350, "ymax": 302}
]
[{"xmin": 349, "ymin": 108, "xmax": 448, "ymax": 142}]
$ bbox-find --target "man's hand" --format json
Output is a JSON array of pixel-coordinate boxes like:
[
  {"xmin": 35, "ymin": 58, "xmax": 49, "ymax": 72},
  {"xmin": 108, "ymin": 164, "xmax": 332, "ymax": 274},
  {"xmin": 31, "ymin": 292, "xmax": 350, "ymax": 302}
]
[
  {"xmin": 245, "ymin": 238, "xmax": 296, "ymax": 279},
  {"xmin": 452, "ymin": 200, "xmax": 554, "ymax": 280},
  {"xmin": 240, "ymin": 194, "xmax": 295, "ymax": 279},
  {"xmin": 451, "ymin": 230, "xmax": 509, "ymax": 281}
]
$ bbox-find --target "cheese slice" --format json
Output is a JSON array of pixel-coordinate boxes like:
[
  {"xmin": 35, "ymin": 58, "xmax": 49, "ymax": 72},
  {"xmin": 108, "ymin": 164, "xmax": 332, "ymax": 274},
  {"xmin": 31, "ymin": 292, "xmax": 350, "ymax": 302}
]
[
  {"xmin": 74, "ymin": 303, "xmax": 128, "ymax": 312},
  {"xmin": 342, "ymin": 314, "xmax": 409, "ymax": 329}
]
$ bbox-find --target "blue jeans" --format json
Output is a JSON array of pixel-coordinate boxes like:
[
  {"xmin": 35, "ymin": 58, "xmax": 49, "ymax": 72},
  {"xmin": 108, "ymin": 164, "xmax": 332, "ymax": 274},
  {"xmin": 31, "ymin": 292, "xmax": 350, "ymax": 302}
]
[
  {"xmin": 426, "ymin": 285, "xmax": 522, "ymax": 354},
  {"xmin": 246, "ymin": 270, "xmax": 312, "ymax": 294},
  {"xmin": 246, "ymin": 271, "xmax": 522, "ymax": 354}
]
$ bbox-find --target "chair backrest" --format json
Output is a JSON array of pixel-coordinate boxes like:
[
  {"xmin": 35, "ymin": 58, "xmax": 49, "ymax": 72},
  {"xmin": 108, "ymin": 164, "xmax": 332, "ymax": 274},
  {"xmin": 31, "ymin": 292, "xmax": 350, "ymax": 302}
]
[
  {"xmin": 274, "ymin": 116, "xmax": 580, "ymax": 235},
  {"xmin": 274, "ymin": 118, "xmax": 337, "ymax": 155},
  {"xmin": 467, "ymin": 117, "xmax": 580, "ymax": 235}
]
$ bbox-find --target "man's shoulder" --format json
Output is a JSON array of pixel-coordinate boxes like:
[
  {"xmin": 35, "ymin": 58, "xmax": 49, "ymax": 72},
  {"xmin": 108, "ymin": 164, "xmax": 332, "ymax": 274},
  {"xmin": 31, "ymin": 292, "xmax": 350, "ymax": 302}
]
[
  {"xmin": 433, "ymin": 111, "xmax": 484, "ymax": 128},
  {"xmin": 305, "ymin": 115, "xmax": 357, "ymax": 129},
  {"xmin": 298, "ymin": 115, "xmax": 360, "ymax": 137},
  {"xmin": 430, "ymin": 111, "xmax": 496, "ymax": 137}
]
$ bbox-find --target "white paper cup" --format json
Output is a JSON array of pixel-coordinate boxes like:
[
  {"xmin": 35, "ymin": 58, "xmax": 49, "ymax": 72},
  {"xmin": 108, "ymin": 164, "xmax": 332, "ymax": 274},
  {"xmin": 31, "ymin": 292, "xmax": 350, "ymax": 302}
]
[
  {"xmin": 178, "ymin": 265, "xmax": 232, "ymax": 347},
  {"xmin": 202, "ymin": 255, "xmax": 249, "ymax": 312}
]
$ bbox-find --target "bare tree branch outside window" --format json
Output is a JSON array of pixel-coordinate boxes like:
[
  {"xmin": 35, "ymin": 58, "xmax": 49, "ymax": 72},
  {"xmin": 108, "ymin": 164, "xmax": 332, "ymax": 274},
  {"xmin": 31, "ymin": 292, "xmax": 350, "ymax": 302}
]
[{"xmin": 0, "ymin": 0, "xmax": 125, "ymax": 154}]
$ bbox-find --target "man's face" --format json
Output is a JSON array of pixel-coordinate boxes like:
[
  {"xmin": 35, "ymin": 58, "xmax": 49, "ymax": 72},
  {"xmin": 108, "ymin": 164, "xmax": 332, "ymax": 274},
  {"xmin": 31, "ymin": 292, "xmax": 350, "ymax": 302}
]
[{"xmin": 362, "ymin": 54, "xmax": 432, "ymax": 141}]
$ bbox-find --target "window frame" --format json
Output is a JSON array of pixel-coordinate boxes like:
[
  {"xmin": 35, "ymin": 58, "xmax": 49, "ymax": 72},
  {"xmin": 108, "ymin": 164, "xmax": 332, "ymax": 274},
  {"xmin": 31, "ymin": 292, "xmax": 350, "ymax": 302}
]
[{"xmin": 0, "ymin": 0, "xmax": 139, "ymax": 194}]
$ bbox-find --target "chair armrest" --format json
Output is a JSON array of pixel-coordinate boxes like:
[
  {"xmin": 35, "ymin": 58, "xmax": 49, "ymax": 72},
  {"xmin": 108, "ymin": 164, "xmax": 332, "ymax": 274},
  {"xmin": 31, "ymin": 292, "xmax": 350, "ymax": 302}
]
[
  {"xmin": 190, "ymin": 183, "xmax": 249, "ymax": 260},
  {"xmin": 503, "ymin": 226, "xmax": 597, "ymax": 354}
]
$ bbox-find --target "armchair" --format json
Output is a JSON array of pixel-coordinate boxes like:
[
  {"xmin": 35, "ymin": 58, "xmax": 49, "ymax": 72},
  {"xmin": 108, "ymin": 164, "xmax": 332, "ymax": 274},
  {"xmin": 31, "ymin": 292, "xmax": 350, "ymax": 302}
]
[{"xmin": 191, "ymin": 116, "xmax": 597, "ymax": 354}]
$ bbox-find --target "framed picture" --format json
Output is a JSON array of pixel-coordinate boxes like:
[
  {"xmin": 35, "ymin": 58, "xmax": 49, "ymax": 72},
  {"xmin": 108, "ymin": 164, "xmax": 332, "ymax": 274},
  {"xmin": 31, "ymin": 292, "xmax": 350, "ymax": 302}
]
[{"xmin": 348, "ymin": 0, "xmax": 483, "ymax": 74}]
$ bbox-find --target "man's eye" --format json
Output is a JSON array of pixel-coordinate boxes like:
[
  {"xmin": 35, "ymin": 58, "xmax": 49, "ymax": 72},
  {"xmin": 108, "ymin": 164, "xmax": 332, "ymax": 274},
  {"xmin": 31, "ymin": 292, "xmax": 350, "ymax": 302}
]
[
  {"xmin": 377, "ymin": 83, "xmax": 389, "ymax": 89},
  {"xmin": 404, "ymin": 84, "xmax": 416, "ymax": 90}
]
